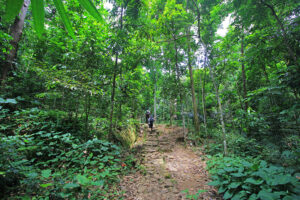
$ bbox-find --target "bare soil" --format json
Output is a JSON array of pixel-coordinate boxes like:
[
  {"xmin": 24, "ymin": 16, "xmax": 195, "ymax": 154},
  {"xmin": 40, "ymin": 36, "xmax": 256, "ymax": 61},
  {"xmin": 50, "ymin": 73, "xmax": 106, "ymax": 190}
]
[{"xmin": 120, "ymin": 124, "xmax": 221, "ymax": 200}]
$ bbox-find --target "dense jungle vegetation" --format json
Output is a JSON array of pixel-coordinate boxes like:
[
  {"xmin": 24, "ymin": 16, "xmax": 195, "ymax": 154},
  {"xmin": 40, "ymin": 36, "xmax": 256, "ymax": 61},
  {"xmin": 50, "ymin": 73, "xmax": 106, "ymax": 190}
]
[{"xmin": 0, "ymin": 0, "xmax": 300, "ymax": 199}]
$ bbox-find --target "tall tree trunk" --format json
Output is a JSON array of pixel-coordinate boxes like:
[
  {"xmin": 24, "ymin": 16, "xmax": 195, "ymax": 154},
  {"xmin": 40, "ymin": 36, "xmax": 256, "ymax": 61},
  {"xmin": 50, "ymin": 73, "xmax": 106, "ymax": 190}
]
[
  {"xmin": 109, "ymin": 5, "xmax": 123, "ymax": 137},
  {"xmin": 241, "ymin": 34, "xmax": 248, "ymax": 111},
  {"xmin": 169, "ymin": 100, "xmax": 173, "ymax": 126},
  {"xmin": 1, "ymin": 0, "xmax": 31, "ymax": 85},
  {"xmin": 206, "ymin": 47, "xmax": 227, "ymax": 155},
  {"xmin": 181, "ymin": 103, "xmax": 186, "ymax": 140},
  {"xmin": 154, "ymin": 84, "xmax": 157, "ymax": 120},
  {"xmin": 186, "ymin": 29, "xmax": 200, "ymax": 134},
  {"xmin": 201, "ymin": 53, "xmax": 209, "ymax": 136},
  {"xmin": 109, "ymin": 53, "xmax": 118, "ymax": 136},
  {"xmin": 153, "ymin": 62, "xmax": 157, "ymax": 120},
  {"xmin": 193, "ymin": 2, "xmax": 208, "ymax": 135},
  {"xmin": 85, "ymin": 92, "xmax": 91, "ymax": 140}
]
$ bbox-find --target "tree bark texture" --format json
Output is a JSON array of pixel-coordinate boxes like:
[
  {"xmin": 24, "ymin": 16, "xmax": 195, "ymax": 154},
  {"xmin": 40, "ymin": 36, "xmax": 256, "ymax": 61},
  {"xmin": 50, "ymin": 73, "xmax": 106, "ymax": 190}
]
[
  {"xmin": 109, "ymin": 6, "xmax": 123, "ymax": 137},
  {"xmin": 241, "ymin": 35, "xmax": 248, "ymax": 111},
  {"xmin": 1, "ymin": 0, "xmax": 31, "ymax": 84},
  {"xmin": 207, "ymin": 53, "xmax": 227, "ymax": 155},
  {"xmin": 201, "ymin": 53, "xmax": 209, "ymax": 136},
  {"xmin": 186, "ymin": 29, "xmax": 200, "ymax": 134}
]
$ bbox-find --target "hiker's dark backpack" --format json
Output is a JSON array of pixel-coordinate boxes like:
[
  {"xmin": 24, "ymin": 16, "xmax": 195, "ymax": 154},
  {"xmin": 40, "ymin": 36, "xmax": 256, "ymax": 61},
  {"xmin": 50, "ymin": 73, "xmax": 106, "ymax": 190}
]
[{"xmin": 149, "ymin": 117, "xmax": 154, "ymax": 123}]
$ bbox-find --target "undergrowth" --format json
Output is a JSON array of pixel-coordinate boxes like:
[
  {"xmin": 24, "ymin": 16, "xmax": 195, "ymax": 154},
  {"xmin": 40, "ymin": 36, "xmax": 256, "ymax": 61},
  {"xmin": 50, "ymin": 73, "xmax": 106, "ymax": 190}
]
[
  {"xmin": 206, "ymin": 154, "xmax": 300, "ymax": 200},
  {"xmin": 0, "ymin": 104, "xmax": 136, "ymax": 199}
]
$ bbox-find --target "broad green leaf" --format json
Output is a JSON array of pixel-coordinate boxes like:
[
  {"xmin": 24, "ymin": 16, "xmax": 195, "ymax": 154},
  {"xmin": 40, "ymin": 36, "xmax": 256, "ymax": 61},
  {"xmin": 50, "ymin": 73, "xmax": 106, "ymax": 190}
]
[
  {"xmin": 231, "ymin": 172, "xmax": 245, "ymax": 177},
  {"xmin": 253, "ymin": 170, "xmax": 268, "ymax": 181},
  {"xmin": 78, "ymin": 0, "xmax": 103, "ymax": 21},
  {"xmin": 270, "ymin": 175, "xmax": 294, "ymax": 186},
  {"xmin": 4, "ymin": 0, "xmax": 24, "ymax": 22},
  {"xmin": 248, "ymin": 193, "xmax": 258, "ymax": 200},
  {"xmin": 218, "ymin": 186, "xmax": 226, "ymax": 193},
  {"xmin": 52, "ymin": 0, "xmax": 75, "ymax": 38},
  {"xmin": 76, "ymin": 174, "xmax": 90, "ymax": 185},
  {"xmin": 242, "ymin": 161, "xmax": 252, "ymax": 168},
  {"xmin": 40, "ymin": 183, "xmax": 53, "ymax": 188},
  {"xmin": 257, "ymin": 190, "xmax": 281, "ymax": 200},
  {"xmin": 4, "ymin": 98, "xmax": 17, "ymax": 104},
  {"xmin": 223, "ymin": 190, "xmax": 233, "ymax": 199},
  {"xmin": 41, "ymin": 169, "xmax": 52, "ymax": 178},
  {"xmin": 92, "ymin": 180, "xmax": 104, "ymax": 186},
  {"xmin": 224, "ymin": 167, "xmax": 236, "ymax": 172},
  {"xmin": 196, "ymin": 189, "xmax": 207, "ymax": 194},
  {"xmin": 232, "ymin": 191, "xmax": 247, "ymax": 200},
  {"xmin": 244, "ymin": 178, "xmax": 263, "ymax": 185},
  {"xmin": 207, "ymin": 181, "xmax": 220, "ymax": 186},
  {"xmin": 283, "ymin": 195, "xmax": 298, "ymax": 200},
  {"xmin": 228, "ymin": 182, "xmax": 241, "ymax": 189},
  {"xmin": 26, "ymin": 172, "xmax": 38, "ymax": 178},
  {"xmin": 20, "ymin": 195, "xmax": 31, "ymax": 200},
  {"xmin": 260, "ymin": 160, "xmax": 267, "ymax": 168},
  {"xmin": 32, "ymin": 0, "xmax": 45, "ymax": 37},
  {"xmin": 63, "ymin": 183, "xmax": 80, "ymax": 189}
]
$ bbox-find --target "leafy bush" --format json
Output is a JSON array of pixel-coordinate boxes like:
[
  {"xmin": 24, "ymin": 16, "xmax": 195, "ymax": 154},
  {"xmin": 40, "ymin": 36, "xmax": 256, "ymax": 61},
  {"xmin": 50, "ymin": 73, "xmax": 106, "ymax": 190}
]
[
  {"xmin": 0, "ymin": 131, "xmax": 130, "ymax": 199},
  {"xmin": 207, "ymin": 155, "xmax": 300, "ymax": 200},
  {"xmin": 204, "ymin": 131, "xmax": 262, "ymax": 157},
  {"xmin": 0, "ymin": 106, "xmax": 134, "ymax": 199},
  {"xmin": 227, "ymin": 134, "xmax": 263, "ymax": 157}
]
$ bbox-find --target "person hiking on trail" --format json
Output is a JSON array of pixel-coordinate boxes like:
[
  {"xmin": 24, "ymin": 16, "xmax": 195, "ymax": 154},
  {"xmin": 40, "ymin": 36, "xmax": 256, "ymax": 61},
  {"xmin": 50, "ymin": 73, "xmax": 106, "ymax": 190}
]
[
  {"xmin": 148, "ymin": 115, "xmax": 154, "ymax": 131},
  {"xmin": 145, "ymin": 110, "xmax": 150, "ymax": 123}
]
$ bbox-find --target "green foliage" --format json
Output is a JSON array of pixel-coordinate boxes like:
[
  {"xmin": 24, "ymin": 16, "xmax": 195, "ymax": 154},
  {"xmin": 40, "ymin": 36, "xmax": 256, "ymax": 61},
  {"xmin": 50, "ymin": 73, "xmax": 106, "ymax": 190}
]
[
  {"xmin": 53, "ymin": 0, "xmax": 75, "ymax": 38},
  {"xmin": 3, "ymin": 0, "xmax": 24, "ymax": 22},
  {"xmin": 207, "ymin": 155, "xmax": 300, "ymax": 200},
  {"xmin": 31, "ymin": 0, "xmax": 45, "ymax": 37},
  {"xmin": 182, "ymin": 189, "xmax": 207, "ymax": 200},
  {"xmin": 0, "ymin": 105, "xmax": 134, "ymax": 199},
  {"xmin": 204, "ymin": 130, "xmax": 262, "ymax": 157},
  {"xmin": 78, "ymin": 0, "xmax": 103, "ymax": 21},
  {"xmin": 1, "ymin": 0, "xmax": 300, "ymax": 198},
  {"xmin": 0, "ymin": 128, "xmax": 130, "ymax": 199}
]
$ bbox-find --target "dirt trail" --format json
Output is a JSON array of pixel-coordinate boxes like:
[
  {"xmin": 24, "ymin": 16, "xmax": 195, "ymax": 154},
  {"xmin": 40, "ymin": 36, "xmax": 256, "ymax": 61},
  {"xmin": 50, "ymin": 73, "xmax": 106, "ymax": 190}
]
[{"xmin": 120, "ymin": 124, "xmax": 220, "ymax": 200}]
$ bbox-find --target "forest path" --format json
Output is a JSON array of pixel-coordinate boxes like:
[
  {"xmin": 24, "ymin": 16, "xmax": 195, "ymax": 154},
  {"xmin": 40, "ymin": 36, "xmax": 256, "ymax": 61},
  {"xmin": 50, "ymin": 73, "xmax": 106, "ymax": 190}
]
[{"xmin": 120, "ymin": 124, "xmax": 220, "ymax": 200}]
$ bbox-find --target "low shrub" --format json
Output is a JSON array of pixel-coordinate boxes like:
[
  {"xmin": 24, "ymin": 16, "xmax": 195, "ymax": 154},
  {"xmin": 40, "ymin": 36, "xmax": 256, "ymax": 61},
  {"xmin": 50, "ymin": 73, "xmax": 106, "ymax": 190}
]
[
  {"xmin": 207, "ymin": 154, "xmax": 300, "ymax": 200},
  {"xmin": 0, "ymin": 132, "xmax": 131, "ymax": 199},
  {"xmin": 0, "ymin": 106, "xmax": 135, "ymax": 199}
]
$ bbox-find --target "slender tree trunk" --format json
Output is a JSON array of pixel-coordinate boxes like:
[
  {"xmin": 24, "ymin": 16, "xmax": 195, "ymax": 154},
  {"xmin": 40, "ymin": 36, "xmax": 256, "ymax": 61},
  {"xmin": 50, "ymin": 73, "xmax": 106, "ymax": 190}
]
[
  {"xmin": 109, "ymin": 5, "xmax": 123, "ymax": 137},
  {"xmin": 186, "ymin": 29, "xmax": 200, "ymax": 134},
  {"xmin": 154, "ymin": 85, "xmax": 157, "ymax": 119},
  {"xmin": 241, "ymin": 34, "xmax": 248, "ymax": 111},
  {"xmin": 201, "ymin": 54, "xmax": 209, "ymax": 136},
  {"xmin": 85, "ymin": 93, "xmax": 91, "ymax": 140},
  {"xmin": 109, "ymin": 54, "xmax": 118, "ymax": 136},
  {"xmin": 181, "ymin": 99, "xmax": 186, "ymax": 141},
  {"xmin": 153, "ymin": 63, "xmax": 157, "ymax": 120},
  {"xmin": 1, "ymin": 0, "xmax": 30, "ymax": 85},
  {"xmin": 170, "ymin": 100, "xmax": 173, "ymax": 126},
  {"xmin": 206, "ymin": 49, "xmax": 227, "ymax": 155}
]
